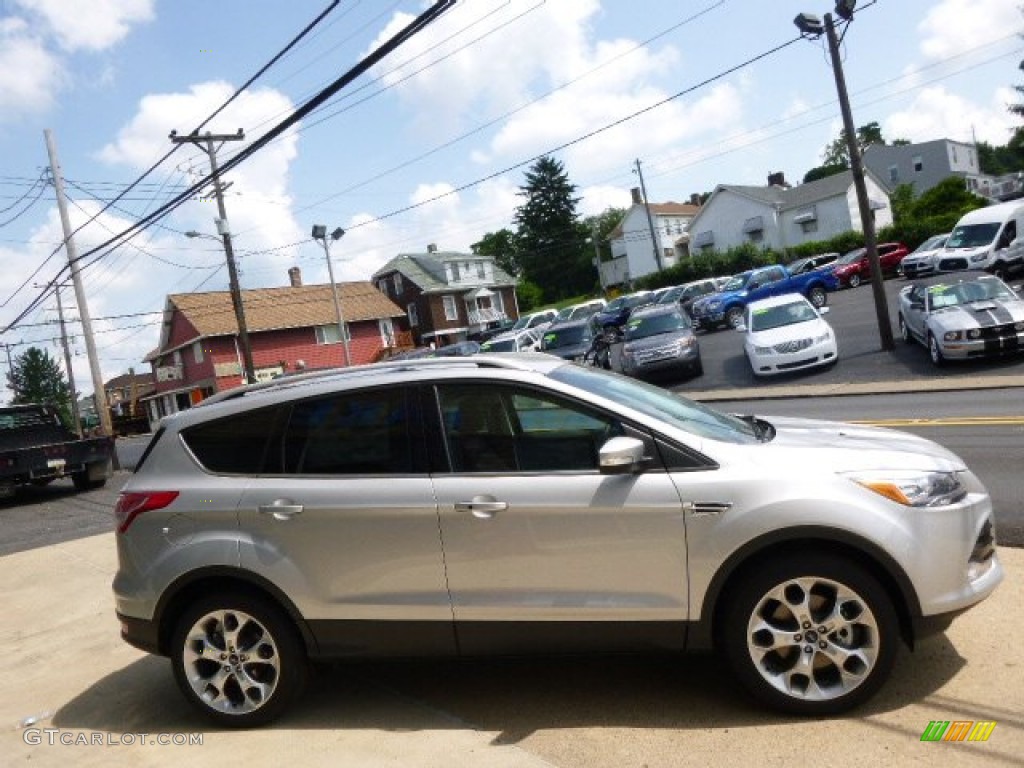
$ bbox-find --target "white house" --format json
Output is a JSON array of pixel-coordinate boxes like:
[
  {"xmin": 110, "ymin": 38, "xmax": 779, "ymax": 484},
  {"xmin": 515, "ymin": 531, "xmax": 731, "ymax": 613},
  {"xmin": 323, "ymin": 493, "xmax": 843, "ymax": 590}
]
[
  {"xmin": 602, "ymin": 188, "xmax": 700, "ymax": 287},
  {"xmin": 686, "ymin": 171, "xmax": 893, "ymax": 256}
]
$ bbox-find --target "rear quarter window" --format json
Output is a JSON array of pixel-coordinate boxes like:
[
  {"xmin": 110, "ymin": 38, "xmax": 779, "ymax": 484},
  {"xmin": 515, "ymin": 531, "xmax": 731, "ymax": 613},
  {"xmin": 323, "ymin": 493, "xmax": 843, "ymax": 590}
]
[{"xmin": 181, "ymin": 406, "xmax": 283, "ymax": 474}]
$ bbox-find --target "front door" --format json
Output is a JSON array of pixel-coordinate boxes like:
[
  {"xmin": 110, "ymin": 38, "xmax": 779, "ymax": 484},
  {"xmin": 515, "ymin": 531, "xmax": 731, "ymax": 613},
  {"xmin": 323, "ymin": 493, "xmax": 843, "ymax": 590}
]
[{"xmin": 429, "ymin": 382, "xmax": 689, "ymax": 655}]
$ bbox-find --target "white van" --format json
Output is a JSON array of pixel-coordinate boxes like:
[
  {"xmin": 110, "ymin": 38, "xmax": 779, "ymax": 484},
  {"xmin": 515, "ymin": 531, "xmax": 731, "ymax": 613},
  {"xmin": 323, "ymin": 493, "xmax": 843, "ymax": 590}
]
[{"xmin": 938, "ymin": 201, "xmax": 1024, "ymax": 280}]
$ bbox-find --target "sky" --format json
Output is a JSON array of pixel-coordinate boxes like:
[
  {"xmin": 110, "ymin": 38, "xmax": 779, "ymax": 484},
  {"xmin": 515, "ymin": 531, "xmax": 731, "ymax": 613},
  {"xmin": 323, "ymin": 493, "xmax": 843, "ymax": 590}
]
[{"xmin": 0, "ymin": 0, "xmax": 1022, "ymax": 399}]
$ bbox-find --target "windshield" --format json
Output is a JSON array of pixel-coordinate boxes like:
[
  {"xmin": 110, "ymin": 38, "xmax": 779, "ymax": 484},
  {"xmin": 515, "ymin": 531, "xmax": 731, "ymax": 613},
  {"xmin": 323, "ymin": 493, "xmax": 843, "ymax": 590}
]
[
  {"xmin": 749, "ymin": 300, "xmax": 818, "ymax": 332},
  {"xmin": 721, "ymin": 273, "xmax": 752, "ymax": 291},
  {"xmin": 927, "ymin": 278, "xmax": 1017, "ymax": 308},
  {"xmin": 624, "ymin": 310, "xmax": 691, "ymax": 340},
  {"xmin": 787, "ymin": 258, "xmax": 810, "ymax": 274},
  {"xmin": 548, "ymin": 365, "xmax": 760, "ymax": 444},
  {"xmin": 657, "ymin": 287, "xmax": 684, "ymax": 304},
  {"xmin": 542, "ymin": 325, "xmax": 590, "ymax": 349},
  {"xmin": 555, "ymin": 307, "xmax": 574, "ymax": 321},
  {"xmin": 511, "ymin": 316, "xmax": 530, "ymax": 330},
  {"xmin": 604, "ymin": 296, "xmax": 628, "ymax": 312},
  {"xmin": 911, "ymin": 234, "xmax": 947, "ymax": 254},
  {"xmin": 836, "ymin": 249, "xmax": 865, "ymax": 265},
  {"xmin": 946, "ymin": 223, "xmax": 1000, "ymax": 248},
  {"xmin": 480, "ymin": 337, "xmax": 516, "ymax": 352}
]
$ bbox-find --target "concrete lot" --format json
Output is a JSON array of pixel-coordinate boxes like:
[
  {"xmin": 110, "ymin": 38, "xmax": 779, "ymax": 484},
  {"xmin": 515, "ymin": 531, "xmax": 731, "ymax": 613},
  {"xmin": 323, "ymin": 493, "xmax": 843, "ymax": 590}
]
[{"xmin": 2, "ymin": 533, "xmax": 1021, "ymax": 768}]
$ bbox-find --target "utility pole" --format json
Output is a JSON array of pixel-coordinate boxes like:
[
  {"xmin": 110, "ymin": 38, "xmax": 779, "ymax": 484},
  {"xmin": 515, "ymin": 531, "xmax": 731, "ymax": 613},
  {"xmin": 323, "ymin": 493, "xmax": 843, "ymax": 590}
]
[
  {"xmin": 634, "ymin": 158, "xmax": 663, "ymax": 272},
  {"xmin": 2, "ymin": 342, "xmax": 15, "ymax": 398},
  {"xmin": 590, "ymin": 223, "xmax": 607, "ymax": 295},
  {"xmin": 824, "ymin": 13, "xmax": 894, "ymax": 351},
  {"xmin": 170, "ymin": 129, "xmax": 256, "ymax": 383},
  {"xmin": 51, "ymin": 283, "xmax": 82, "ymax": 436},
  {"xmin": 44, "ymin": 129, "xmax": 114, "ymax": 437}
]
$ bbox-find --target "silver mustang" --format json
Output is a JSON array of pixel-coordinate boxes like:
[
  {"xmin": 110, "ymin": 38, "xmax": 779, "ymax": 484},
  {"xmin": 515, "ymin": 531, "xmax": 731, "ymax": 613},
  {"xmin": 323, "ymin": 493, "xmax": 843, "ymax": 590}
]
[{"xmin": 897, "ymin": 271, "xmax": 1024, "ymax": 366}]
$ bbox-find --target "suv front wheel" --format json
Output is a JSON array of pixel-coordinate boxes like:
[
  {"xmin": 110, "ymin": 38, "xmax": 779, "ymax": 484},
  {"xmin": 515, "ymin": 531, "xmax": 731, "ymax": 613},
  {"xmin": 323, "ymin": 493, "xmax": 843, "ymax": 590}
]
[
  {"xmin": 171, "ymin": 593, "xmax": 307, "ymax": 727},
  {"xmin": 721, "ymin": 553, "xmax": 898, "ymax": 715}
]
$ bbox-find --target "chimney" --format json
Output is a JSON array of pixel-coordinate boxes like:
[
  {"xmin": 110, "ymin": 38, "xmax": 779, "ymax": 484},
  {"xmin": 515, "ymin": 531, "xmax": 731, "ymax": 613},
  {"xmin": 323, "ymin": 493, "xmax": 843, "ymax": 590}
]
[
  {"xmin": 427, "ymin": 243, "xmax": 438, "ymax": 253},
  {"xmin": 767, "ymin": 171, "xmax": 788, "ymax": 188},
  {"xmin": 288, "ymin": 266, "xmax": 302, "ymax": 287},
  {"xmin": 630, "ymin": 187, "xmax": 644, "ymax": 205},
  {"xmin": 689, "ymin": 193, "xmax": 701, "ymax": 206}
]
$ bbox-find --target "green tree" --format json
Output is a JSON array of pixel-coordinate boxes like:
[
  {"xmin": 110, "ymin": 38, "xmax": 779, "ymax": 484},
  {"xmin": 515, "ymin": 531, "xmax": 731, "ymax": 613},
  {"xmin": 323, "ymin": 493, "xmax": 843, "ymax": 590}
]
[
  {"xmin": 889, "ymin": 184, "xmax": 916, "ymax": 223},
  {"xmin": 581, "ymin": 206, "xmax": 627, "ymax": 264},
  {"xmin": 471, "ymin": 228, "xmax": 519, "ymax": 277},
  {"xmin": 821, "ymin": 121, "xmax": 886, "ymax": 167},
  {"xmin": 802, "ymin": 163, "xmax": 848, "ymax": 184},
  {"xmin": 513, "ymin": 156, "xmax": 591, "ymax": 302},
  {"xmin": 6, "ymin": 346, "xmax": 72, "ymax": 426}
]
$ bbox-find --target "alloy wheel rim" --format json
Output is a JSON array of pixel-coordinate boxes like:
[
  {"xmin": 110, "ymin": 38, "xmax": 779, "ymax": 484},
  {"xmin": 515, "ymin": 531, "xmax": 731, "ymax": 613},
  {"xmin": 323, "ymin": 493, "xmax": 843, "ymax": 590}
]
[
  {"xmin": 745, "ymin": 575, "xmax": 880, "ymax": 702},
  {"xmin": 182, "ymin": 609, "xmax": 281, "ymax": 715}
]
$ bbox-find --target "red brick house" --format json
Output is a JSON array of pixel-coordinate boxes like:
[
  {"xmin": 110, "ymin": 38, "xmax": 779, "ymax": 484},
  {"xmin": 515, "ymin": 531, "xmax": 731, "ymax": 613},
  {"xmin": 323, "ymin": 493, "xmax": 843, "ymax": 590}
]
[
  {"xmin": 372, "ymin": 245, "xmax": 519, "ymax": 347},
  {"xmin": 142, "ymin": 270, "xmax": 407, "ymax": 428}
]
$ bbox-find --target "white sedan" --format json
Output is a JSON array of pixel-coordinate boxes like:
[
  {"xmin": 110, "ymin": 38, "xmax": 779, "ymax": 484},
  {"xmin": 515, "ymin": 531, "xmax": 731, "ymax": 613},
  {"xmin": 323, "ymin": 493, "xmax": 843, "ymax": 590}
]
[{"xmin": 738, "ymin": 293, "xmax": 838, "ymax": 376}]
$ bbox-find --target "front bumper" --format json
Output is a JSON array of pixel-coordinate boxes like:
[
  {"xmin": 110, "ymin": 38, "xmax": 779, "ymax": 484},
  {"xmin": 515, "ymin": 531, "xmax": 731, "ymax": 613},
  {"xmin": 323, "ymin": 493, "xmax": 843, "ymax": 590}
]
[
  {"xmin": 622, "ymin": 344, "xmax": 700, "ymax": 377},
  {"xmin": 937, "ymin": 328, "xmax": 1024, "ymax": 359},
  {"xmin": 747, "ymin": 338, "xmax": 837, "ymax": 375}
]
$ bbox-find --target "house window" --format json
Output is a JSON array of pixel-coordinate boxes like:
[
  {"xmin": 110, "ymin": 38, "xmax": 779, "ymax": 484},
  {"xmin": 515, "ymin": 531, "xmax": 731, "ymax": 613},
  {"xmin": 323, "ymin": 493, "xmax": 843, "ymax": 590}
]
[
  {"xmin": 913, "ymin": 155, "xmax": 923, "ymax": 173},
  {"xmin": 748, "ymin": 230, "xmax": 763, "ymax": 243},
  {"xmin": 450, "ymin": 263, "xmax": 460, "ymax": 282},
  {"xmin": 393, "ymin": 273, "xmax": 402, "ymax": 294},
  {"xmin": 800, "ymin": 220, "xmax": 819, "ymax": 234},
  {"xmin": 443, "ymin": 295, "xmax": 458, "ymax": 321},
  {"xmin": 173, "ymin": 350, "xmax": 183, "ymax": 367},
  {"xmin": 315, "ymin": 324, "xmax": 349, "ymax": 344},
  {"xmin": 492, "ymin": 290, "xmax": 504, "ymax": 315},
  {"xmin": 377, "ymin": 279, "xmax": 388, "ymax": 295},
  {"xmin": 193, "ymin": 342, "xmax": 204, "ymax": 364},
  {"xmin": 379, "ymin": 318, "xmax": 395, "ymax": 346},
  {"xmin": 889, "ymin": 165, "xmax": 899, "ymax": 185},
  {"xmin": 408, "ymin": 303, "xmax": 419, "ymax": 327},
  {"xmin": 951, "ymin": 145, "xmax": 958, "ymax": 163},
  {"xmin": 475, "ymin": 261, "xmax": 485, "ymax": 279}
]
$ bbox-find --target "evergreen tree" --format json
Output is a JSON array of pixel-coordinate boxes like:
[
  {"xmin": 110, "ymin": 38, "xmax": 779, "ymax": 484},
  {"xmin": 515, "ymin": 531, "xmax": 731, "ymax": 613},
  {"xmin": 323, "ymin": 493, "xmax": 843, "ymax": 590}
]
[
  {"xmin": 513, "ymin": 156, "xmax": 592, "ymax": 303},
  {"xmin": 6, "ymin": 346, "xmax": 72, "ymax": 426}
]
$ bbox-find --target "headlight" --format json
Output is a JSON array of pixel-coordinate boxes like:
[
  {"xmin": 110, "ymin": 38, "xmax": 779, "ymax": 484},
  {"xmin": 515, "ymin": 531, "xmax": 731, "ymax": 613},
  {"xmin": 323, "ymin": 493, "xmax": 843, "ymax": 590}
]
[
  {"xmin": 843, "ymin": 470, "xmax": 966, "ymax": 507},
  {"xmin": 943, "ymin": 330, "xmax": 963, "ymax": 341},
  {"xmin": 753, "ymin": 345, "xmax": 773, "ymax": 355},
  {"xmin": 708, "ymin": 300, "xmax": 721, "ymax": 309},
  {"xmin": 970, "ymin": 253, "xmax": 987, "ymax": 262},
  {"xmin": 967, "ymin": 329, "xmax": 981, "ymax": 339},
  {"xmin": 1015, "ymin": 322, "xmax": 1024, "ymax": 331},
  {"xmin": 815, "ymin": 331, "xmax": 832, "ymax": 342}
]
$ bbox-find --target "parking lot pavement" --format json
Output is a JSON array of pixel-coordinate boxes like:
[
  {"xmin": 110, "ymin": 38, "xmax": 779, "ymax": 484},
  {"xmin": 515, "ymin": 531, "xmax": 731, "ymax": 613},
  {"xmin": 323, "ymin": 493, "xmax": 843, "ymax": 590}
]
[{"xmin": 4, "ymin": 534, "xmax": 1021, "ymax": 768}]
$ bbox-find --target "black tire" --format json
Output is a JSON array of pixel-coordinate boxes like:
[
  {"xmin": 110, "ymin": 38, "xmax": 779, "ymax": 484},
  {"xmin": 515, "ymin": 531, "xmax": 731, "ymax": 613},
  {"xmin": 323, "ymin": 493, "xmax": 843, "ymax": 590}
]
[
  {"xmin": 171, "ymin": 592, "xmax": 307, "ymax": 727},
  {"xmin": 848, "ymin": 273, "xmax": 862, "ymax": 288},
  {"xmin": 898, "ymin": 314, "xmax": 911, "ymax": 344},
  {"xmin": 721, "ymin": 553, "xmax": 899, "ymax": 716},
  {"xmin": 72, "ymin": 460, "xmax": 109, "ymax": 491},
  {"xmin": 725, "ymin": 306, "xmax": 744, "ymax": 329},
  {"xmin": 691, "ymin": 358, "xmax": 704, "ymax": 377},
  {"xmin": 927, "ymin": 332, "xmax": 945, "ymax": 367},
  {"xmin": 807, "ymin": 285, "xmax": 827, "ymax": 309},
  {"xmin": 991, "ymin": 262, "xmax": 1008, "ymax": 281}
]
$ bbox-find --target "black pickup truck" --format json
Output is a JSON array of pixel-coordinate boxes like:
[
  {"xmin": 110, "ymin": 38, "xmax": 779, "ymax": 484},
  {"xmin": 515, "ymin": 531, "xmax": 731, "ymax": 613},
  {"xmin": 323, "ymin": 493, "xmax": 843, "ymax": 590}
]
[{"xmin": 0, "ymin": 404, "xmax": 114, "ymax": 499}]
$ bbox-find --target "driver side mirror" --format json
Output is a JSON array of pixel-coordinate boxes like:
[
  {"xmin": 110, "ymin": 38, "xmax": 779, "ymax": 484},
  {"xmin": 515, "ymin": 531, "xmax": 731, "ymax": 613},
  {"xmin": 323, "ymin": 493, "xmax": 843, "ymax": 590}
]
[{"xmin": 599, "ymin": 436, "xmax": 651, "ymax": 475}]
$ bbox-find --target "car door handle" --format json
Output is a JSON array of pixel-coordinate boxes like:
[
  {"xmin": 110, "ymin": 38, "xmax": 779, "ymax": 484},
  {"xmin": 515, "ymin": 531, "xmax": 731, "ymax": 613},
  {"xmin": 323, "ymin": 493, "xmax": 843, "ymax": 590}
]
[
  {"xmin": 455, "ymin": 496, "xmax": 508, "ymax": 519},
  {"xmin": 258, "ymin": 500, "xmax": 304, "ymax": 521}
]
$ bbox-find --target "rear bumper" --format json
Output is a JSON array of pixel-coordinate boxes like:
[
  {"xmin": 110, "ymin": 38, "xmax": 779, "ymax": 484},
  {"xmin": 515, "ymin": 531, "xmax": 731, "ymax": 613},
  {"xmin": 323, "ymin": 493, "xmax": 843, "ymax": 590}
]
[{"xmin": 117, "ymin": 612, "xmax": 162, "ymax": 655}]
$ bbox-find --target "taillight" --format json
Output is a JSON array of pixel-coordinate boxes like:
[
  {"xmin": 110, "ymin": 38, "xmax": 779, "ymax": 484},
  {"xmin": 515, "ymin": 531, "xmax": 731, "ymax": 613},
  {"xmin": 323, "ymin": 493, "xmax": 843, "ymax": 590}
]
[{"xmin": 114, "ymin": 491, "xmax": 179, "ymax": 533}]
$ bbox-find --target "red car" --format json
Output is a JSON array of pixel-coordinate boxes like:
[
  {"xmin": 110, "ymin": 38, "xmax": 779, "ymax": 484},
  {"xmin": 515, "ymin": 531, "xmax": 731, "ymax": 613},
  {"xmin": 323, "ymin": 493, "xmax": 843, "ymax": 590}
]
[{"xmin": 831, "ymin": 242, "xmax": 909, "ymax": 287}]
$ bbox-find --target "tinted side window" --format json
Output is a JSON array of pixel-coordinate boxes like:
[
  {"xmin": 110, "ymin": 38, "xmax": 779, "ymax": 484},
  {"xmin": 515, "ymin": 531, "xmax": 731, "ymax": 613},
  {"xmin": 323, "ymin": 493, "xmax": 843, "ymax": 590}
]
[
  {"xmin": 182, "ymin": 406, "xmax": 282, "ymax": 474},
  {"xmin": 437, "ymin": 383, "xmax": 619, "ymax": 473},
  {"xmin": 284, "ymin": 388, "xmax": 412, "ymax": 475}
]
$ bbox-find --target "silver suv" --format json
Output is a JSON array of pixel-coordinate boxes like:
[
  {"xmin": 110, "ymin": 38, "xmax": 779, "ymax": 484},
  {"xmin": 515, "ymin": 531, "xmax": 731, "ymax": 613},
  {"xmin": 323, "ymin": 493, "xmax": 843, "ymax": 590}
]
[{"xmin": 114, "ymin": 355, "xmax": 1002, "ymax": 726}]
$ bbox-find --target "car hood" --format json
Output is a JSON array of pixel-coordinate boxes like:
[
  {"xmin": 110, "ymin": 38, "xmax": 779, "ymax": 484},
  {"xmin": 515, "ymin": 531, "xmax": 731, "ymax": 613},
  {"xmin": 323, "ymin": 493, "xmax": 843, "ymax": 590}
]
[
  {"xmin": 929, "ymin": 299, "xmax": 1024, "ymax": 328},
  {"xmin": 903, "ymin": 248, "xmax": 944, "ymax": 263},
  {"xmin": 747, "ymin": 318, "xmax": 829, "ymax": 346},
  {"xmin": 543, "ymin": 341, "xmax": 592, "ymax": 359},
  {"xmin": 693, "ymin": 290, "xmax": 741, "ymax": 309},
  {"xmin": 623, "ymin": 330, "xmax": 694, "ymax": 351},
  {"xmin": 743, "ymin": 415, "xmax": 965, "ymax": 473}
]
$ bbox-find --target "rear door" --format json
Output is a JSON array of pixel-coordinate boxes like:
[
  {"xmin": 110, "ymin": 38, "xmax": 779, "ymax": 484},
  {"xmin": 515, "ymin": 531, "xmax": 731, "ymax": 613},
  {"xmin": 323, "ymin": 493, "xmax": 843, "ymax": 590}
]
[
  {"xmin": 236, "ymin": 385, "xmax": 454, "ymax": 656},
  {"xmin": 428, "ymin": 381, "xmax": 689, "ymax": 655}
]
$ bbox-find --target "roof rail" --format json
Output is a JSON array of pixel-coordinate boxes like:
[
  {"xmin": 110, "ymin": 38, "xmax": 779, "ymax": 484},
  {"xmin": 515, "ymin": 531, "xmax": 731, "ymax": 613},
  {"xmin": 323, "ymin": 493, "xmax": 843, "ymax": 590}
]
[{"xmin": 197, "ymin": 354, "xmax": 545, "ymax": 407}]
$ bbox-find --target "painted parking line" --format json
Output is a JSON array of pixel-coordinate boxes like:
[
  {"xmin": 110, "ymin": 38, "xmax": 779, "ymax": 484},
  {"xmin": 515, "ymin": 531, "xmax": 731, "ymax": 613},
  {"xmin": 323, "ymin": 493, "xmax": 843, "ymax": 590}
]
[{"xmin": 851, "ymin": 416, "xmax": 1024, "ymax": 428}]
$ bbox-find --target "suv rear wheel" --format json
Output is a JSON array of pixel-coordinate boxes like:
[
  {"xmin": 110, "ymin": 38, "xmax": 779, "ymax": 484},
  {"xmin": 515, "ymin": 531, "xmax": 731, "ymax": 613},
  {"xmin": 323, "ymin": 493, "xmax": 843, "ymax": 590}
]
[
  {"xmin": 721, "ymin": 553, "xmax": 898, "ymax": 715},
  {"xmin": 171, "ymin": 593, "xmax": 307, "ymax": 727}
]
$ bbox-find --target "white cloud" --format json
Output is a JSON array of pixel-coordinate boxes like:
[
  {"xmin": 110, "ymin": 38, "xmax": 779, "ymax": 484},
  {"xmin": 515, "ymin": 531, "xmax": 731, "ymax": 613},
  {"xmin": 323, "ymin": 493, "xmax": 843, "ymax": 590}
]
[
  {"xmin": 0, "ymin": 16, "xmax": 63, "ymax": 118},
  {"xmin": 98, "ymin": 81, "xmax": 305, "ymax": 287},
  {"xmin": 884, "ymin": 85, "xmax": 1017, "ymax": 145},
  {"xmin": 918, "ymin": 0, "xmax": 1021, "ymax": 60},
  {"xmin": 12, "ymin": 0, "xmax": 154, "ymax": 52}
]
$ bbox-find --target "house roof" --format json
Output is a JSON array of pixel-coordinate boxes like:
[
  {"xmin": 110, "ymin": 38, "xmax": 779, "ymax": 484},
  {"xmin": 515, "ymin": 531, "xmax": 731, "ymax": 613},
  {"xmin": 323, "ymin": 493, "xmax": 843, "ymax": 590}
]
[
  {"xmin": 157, "ymin": 281, "xmax": 404, "ymax": 353},
  {"xmin": 104, "ymin": 372, "xmax": 155, "ymax": 391},
  {"xmin": 607, "ymin": 201, "xmax": 701, "ymax": 240},
  {"xmin": 372, "ymin": 252, "xmax": 516, "ymax": 293}
]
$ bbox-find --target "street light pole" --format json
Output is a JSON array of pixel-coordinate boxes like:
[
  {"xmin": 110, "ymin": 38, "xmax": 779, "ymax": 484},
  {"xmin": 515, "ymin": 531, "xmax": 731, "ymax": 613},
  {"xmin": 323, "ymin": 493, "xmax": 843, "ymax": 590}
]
[
  {"xmin": 823, "ymin": 13, "xmax": 893, "ymax": 351},
  {"xmin": 312, "ymin": 226, "xmax": 351, "ymax": 367},
  {"xmin": 795, "ymin": 5, "xmax": 893, "ymax": 351}
]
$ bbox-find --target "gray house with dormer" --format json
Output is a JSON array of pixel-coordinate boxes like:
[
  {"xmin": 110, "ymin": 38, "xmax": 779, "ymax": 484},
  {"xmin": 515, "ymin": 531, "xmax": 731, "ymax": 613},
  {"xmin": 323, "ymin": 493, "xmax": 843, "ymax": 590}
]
[
  {"xmin": 685, "ymin": 170, "xmax": 893, "ymax": 256},
  {"xmin": 372, "ymin": 245, "xmax": 519, "ymax": 346}
]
